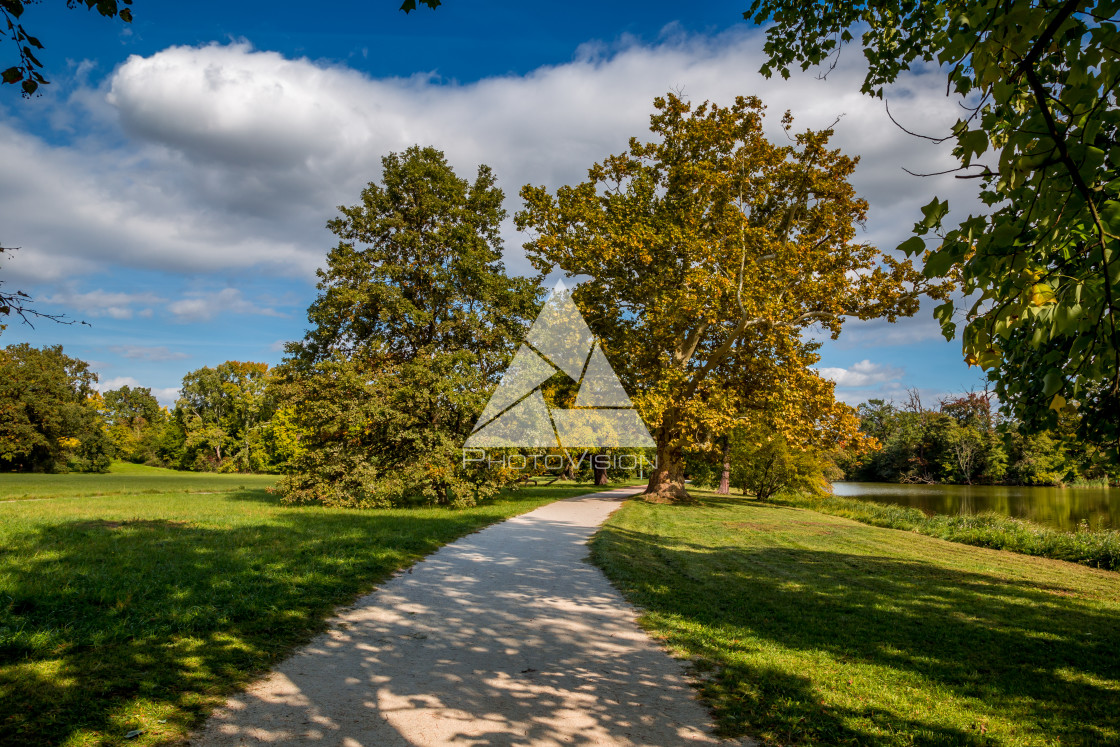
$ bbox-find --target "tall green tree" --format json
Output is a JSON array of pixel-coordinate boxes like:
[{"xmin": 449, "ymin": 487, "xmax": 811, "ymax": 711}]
[
  {"xmin": 280, "ymin": 145, "xmax": 539, "ymax": 507},
  {"xmin": 518, "ymin": 94, "xmax": 941, "ymax": 501},
  {"xmin": 102, "ymin": 384, "xmax": 166, "ymax": 464},
  {"xmin": 0, "ymin": 343, "xmax": 109, "ymax": 472},
  {"xmin": 747, "ymin": 0, "xmax": 1120, "ymax": 455},
  {"xmin": 173, "ymin": 361, "xmax": 275, "ymax": 472}
]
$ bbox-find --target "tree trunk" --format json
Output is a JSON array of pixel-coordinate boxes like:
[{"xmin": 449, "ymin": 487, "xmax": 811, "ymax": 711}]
[
  {"xmin": 644, "ymin": 417, "xmax": 690, "ymax": 502},
  {"xmin": 717, "ymin": 440, "xmax": 731, "ymax": 495},
  {"xmin": 592, "ymin": 450, "xmax": 610, "ymax": 485}
]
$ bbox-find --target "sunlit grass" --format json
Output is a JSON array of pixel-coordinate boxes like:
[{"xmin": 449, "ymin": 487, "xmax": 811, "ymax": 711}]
[
  {"xmin": 769, "ymin": 491, "xmax": 1120, "ymax": 570},
  {"xmin": 591, "ymin": 490, "xmax": 1120, "ymax": 746},
  {"xmin": 0, "ymin": 470, "xmax": 604, "ymax": 746},
  {"xmin": 0, "ymin": 461, "xmax": 277, "ymax": 501}
]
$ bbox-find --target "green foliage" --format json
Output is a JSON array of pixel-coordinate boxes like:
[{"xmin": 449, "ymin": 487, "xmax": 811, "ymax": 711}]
[
  {"xmin": 728, "ymin": 426, "xmax": 829, "ymax": 500},
  {"xmin": 0, "ymin": 344, "xmax": 109, "ymax": 473},
  {"xmin": 844, "ymin": 392, "xmax": 1118, "ymax": 485},
  {"xmin": 1004, "ymin": 429, "xmax": 1069, "ymax": 485},
  {"xmin": 171, "ymin": 360, "xmax": 277, "ymax": 473},
  {"xmin": 275, "ymin": 357, "xmax": 495, "ymax": 507},
  {"xmin": 101, "ymin": 385, "xmax": 167, "ymax": 465},
  {"xmin": 592, "ymin": 492, "xmax": 1120, "ymax": 744},
  {"xmin": 748, "ymin": 0, "xmax": 1120, "ymax": 456},
  {"xmin": 280, "ymin": 145, "xmax": 539, "ymax": 507}
]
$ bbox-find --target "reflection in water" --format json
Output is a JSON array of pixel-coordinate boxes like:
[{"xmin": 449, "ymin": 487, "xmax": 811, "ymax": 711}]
[{"xmin": 831, "ymin": 482, "xmax": 1120, "ymax": 532}]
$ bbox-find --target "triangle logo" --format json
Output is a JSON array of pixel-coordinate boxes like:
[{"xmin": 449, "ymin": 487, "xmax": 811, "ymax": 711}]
[{"xmin": 464, "ymin": 280, "xmax": 655, "ymax": 449}]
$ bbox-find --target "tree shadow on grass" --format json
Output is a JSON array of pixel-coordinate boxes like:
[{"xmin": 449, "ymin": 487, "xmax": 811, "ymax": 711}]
[
  {"xmin": 0, "ymin": 503, "xmax": 516, "ymax": 745},
  {"xmin": 0, "ymin": 485, "xmax": 636, "ymax": 746},
  {"xmin": 592, "ymin": 522, "xmax": 1120, "ymax": 746}
]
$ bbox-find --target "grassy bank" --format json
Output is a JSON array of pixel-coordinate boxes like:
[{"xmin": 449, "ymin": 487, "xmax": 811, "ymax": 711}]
[
  {"xmin": 591, "ymin": 490, "xmax": 1120, "ymax": 746},
  {"xmin": 770, "ymin": 491, "xmax": 1120, "ymax": 570},
  {"xmin": 0, "ymin": 470, "xmax": 605, "ymax": 746}
]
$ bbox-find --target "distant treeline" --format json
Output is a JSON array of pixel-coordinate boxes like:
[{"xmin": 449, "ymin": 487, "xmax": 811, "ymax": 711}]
[
  {"xmin": 0, "ymin": 343, "xmax": 289, "ymax": 474},
  {"xmin": 839, "ymin": 392, "xmax": 1119, "ymax": 487}
]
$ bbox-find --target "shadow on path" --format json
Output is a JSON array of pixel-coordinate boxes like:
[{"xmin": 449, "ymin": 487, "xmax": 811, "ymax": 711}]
[{"xmin": 196, "ymin": 488, "xmax": 739, "ymax": 746}]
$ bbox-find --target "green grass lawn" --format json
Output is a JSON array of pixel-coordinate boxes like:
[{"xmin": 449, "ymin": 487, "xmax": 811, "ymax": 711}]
[
  {"xmin": 591, "ymin": 490, "xmax": 1120, "ymax": 746},
  {"xmin": 767, "ymin": 491, "xmax": 1120, "ymax": 571},
  {"xmin": 0, "ymin": 461, "xmax": 277, "ymax": 501},
  {"xmin": 0, "ymin": 468, "xmax": 611, "ymax": 746}
]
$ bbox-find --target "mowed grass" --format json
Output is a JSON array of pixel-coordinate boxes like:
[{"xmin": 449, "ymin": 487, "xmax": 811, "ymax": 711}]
[
  {"xmin": 591, "ymin": 490, "xmax": 1120, "ymax": 746},
  {"xmin": 0, "ymin": 461, "xmax": 277, "ymax": 501},
  {"xmin": 0, "ymin": 469, "xmax": 610, "ymax": 746}
]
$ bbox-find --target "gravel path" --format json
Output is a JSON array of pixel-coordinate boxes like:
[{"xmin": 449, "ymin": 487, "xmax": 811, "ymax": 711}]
[{"xmin": 193, "ymin": 486, "xmax": 744, "ymax": 746}]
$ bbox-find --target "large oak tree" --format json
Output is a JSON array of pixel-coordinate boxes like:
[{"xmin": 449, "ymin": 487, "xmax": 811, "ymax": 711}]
[{"xmin": 518, "ymin": 94, "xmax": 944, "ymax": 500}]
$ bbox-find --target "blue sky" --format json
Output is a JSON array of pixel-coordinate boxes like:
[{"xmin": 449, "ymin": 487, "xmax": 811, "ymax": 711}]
[{"xmin": 0, "ymin": 1, "xmax": 984, "ymax": 406}]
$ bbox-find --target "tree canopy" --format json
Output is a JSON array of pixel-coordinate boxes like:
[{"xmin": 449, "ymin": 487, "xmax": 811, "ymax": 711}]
[
  {"xmin": 172, "ymin": 360, "xmax": 276, "ymax": 472},
  {"xmin": 0, "ymin": 343, "xmax": 109, "ymax": 472},
  {"xmin": 280, "ymin": 145, "xmax": 540, "ymax": 507},
  {"xmin": 517, "ymin": 94, "xmax": 942, "ymax": 500},
  {"xmin": 747, "ymin": 0, "xmax": 1120, "ymax": 455},
  {"xmin": 102, "ymin": 384, "xmax": 165, "ymax": 464}
]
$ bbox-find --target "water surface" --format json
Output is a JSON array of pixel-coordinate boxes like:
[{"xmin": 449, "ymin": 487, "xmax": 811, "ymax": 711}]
[{"xmin": 831, "ymin": 482, "xmax": 1120, "ymax": 532}]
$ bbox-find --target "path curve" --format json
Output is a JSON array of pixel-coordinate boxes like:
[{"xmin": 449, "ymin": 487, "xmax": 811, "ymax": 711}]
[{"xmin": 194, "ymin": 486, "xmax": 742, "ymax": 746}]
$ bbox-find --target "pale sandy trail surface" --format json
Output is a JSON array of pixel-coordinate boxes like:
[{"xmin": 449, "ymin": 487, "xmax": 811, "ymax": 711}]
[{"xmin": 193, "ymin": 486, "xmax": 748, "ymax": 746}]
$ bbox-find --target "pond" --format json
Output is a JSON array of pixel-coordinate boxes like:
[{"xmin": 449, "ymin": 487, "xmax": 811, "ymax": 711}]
[{"xmin": 831, "ymin": 482, "xmax": 1120, "ymax": 532}]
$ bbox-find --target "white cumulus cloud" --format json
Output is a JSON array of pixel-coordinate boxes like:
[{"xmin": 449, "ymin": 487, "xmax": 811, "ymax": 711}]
[
  {"xmin": 40, "ymin": 288, "xmax": 164, "ymax": 320},
  {"xmin": 3, "ymin": 32, "xmax": 978, "ymax": 287},
  {"xmin": 167, "ymin": 288, "xmax": 284, "ymax": 323},
  {"xmin": 95, "ymin": 375, "xmax": 141, "ymax": 391},
  {"xmin": 819, "ymin": 359, "xmax": 905, "ymax": 388},
  {"xmin": 151, "ymin": 387, "xmax": 182, "ymax": 407}
]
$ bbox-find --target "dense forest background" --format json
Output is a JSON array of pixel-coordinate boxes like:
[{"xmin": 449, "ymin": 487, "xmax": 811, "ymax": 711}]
[
  {"xmin": 4, "ymin": 342, "xmax": 1116, "ymax": 489},
  {"xmin": 838, "ymin": 391, "xmax": 1118, "ymax": 487}
]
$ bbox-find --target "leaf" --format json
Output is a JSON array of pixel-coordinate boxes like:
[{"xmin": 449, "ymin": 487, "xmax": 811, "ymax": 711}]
[
  {"xmin": 1042, "ymin": 370, "xmax": 1063, "ymax": 397},
  {"xmin": 896, "ymin": 235, "xmax": 925, "ymax": 256},
  {"xmin": 918, "ymin": 198, "xmax": 948, "ymax": 230},
  {"xmin": 957, "ymin": 128, "xmax": 988, "ymax": 163},
  {"xmin": 1029, "ymin": 284, "xmax": 1055, "ymax": 306},
  {"xmin": 1, "ymin": 66, "xmax": 23, "ymax": 84},
  {"xmin": 124, "ymin": 730, "xmax": 143, "ymax": 739},
  {"xmin": 922, "ymin": 249, "xmax": 955, "ymax": 279},
  {"xmin": 1049, "ymin": 394, "xmax": 1066, "ymax": 411},
  {"xmin": 1100, "ymin": 201, "xmax": 1120, "ymax": 235}
]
